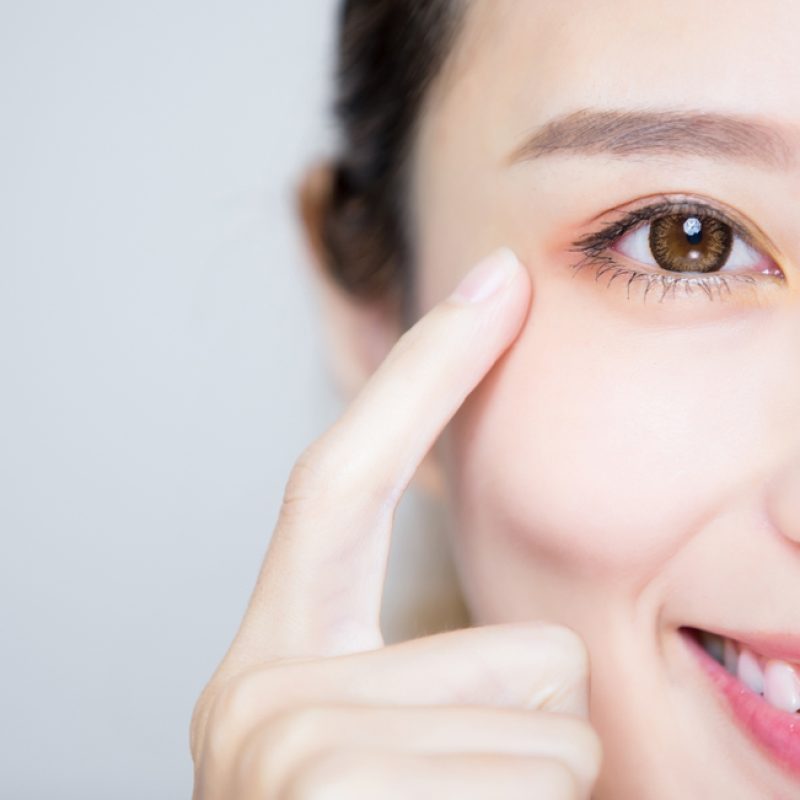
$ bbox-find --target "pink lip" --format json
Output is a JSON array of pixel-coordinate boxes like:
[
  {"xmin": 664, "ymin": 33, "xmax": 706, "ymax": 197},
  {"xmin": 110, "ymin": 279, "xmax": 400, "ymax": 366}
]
[
  {"xmin": 703, "ymin": 627, "xmax": 800, "ymax": 664},
  {"xmin": 681, "ymin": 627, "xmax": 800, "ymax": 780}
]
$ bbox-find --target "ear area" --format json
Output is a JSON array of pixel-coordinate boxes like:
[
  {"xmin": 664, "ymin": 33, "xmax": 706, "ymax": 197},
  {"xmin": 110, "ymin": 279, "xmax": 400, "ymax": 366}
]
[
  {"xmin": 296, "ymin": 160, "xmax": 402, "ymax": 396},
  {"xmin": 295, "ymin": 160, "xmax": 445, "ymax": 499}
]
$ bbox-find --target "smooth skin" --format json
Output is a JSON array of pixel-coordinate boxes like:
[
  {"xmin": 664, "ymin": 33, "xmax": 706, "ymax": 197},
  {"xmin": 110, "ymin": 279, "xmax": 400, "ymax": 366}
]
[{"xmin": 189, "ymin": 250, "xmax": 603, "ymax": 798}]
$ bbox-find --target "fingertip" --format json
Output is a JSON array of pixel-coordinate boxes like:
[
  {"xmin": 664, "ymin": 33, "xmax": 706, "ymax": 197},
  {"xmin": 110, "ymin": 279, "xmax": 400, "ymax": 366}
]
[{"xmin": 448, "ymin": 247, "xmax": 524, "ymax": 305}]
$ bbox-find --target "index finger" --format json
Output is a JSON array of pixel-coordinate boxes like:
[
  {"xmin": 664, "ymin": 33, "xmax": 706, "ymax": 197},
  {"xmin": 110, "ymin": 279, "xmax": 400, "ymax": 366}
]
[{"xmin": 240, "ymin": 248, "xmax": 531, "ymax": 660}]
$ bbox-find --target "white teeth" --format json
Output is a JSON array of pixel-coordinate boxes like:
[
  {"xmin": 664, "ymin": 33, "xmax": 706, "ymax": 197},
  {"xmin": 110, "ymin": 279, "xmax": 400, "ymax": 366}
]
[
  {"xmin": 737, "ymin": 647, "xmax": 765, "ymax": 695},
  {"xmin": 697, "ymin": 630, "xmax": 800, "ymax": 713},
  {"xmin": 763, "ymin": 660, "xmax": 800, "ymax": 713},
  {"xmin": 724, "ymin": 638, "xmax": 739, "ymax": 674}
]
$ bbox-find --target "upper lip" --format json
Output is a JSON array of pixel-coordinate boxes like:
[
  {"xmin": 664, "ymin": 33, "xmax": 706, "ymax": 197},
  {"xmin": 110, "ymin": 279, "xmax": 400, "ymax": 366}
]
[{"xmin": 693, "ymin": 626, "xmax": 800, "ymax": 664}]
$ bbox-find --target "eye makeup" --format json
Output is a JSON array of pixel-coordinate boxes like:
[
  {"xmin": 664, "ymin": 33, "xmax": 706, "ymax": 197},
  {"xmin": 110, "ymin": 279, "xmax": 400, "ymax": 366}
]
[{"xmin": 567, "ymin": 195, "xmax": 785, "ymax": 304}]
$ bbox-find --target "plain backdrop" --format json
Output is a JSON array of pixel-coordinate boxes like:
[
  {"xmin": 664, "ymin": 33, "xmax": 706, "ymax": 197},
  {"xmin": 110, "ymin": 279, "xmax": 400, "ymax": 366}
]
[
  {"xmin": 0, "ymin": 3, "xmax": 469, "ymax": 797},
  {"xmin": 1, "ymin": 2, "xmax": 340, "ymax": 797}
]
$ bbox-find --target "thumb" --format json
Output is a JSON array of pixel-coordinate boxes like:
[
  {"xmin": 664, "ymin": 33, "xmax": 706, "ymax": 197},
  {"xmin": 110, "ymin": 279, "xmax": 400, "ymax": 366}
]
[
  {"xmin": 362, "ymin": 620, "xmax": 592, "ymax": 718},
  {"xmin": 210, "ymin": 621, "xmax": 592, "ymax": 740},
  {"xmin": 191, "ymin": 621, "xmax": 592, "ymax": 768}
]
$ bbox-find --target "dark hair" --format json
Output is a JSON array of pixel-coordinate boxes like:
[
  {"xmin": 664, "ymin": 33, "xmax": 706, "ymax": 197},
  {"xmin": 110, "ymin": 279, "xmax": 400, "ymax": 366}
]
[{"xmin": 321, "ymin": 0, "xmax": 465, "ymax": 303}]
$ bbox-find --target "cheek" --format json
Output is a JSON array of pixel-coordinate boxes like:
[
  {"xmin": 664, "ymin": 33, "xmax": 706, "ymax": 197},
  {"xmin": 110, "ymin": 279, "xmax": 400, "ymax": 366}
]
[{"xmin": 444, "ymin": 279, "xmax": 787, "ymax": 581}]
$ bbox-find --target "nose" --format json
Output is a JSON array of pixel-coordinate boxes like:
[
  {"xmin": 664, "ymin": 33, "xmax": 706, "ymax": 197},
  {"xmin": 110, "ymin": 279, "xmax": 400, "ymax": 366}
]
[{"xmin": 766, "ymin": 453, "xmax": 800, "ymax": 544}]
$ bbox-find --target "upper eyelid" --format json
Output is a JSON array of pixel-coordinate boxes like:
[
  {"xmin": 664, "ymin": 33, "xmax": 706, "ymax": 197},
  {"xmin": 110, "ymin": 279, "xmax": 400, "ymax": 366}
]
[{"xmin": 568, "ymin": 195, "xmax": 772, "ymax": 257}]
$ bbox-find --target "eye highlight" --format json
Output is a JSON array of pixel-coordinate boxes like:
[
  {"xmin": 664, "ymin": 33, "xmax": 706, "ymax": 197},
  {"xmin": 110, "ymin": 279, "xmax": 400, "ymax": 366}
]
[{"xmin": 568, "ymin": 198, "xmax": 784, "ymax": 303}]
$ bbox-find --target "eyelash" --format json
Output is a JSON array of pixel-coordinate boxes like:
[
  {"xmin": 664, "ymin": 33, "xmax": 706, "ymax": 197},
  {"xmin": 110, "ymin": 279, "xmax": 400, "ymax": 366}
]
[{"xmin": 567, "ymin": 199, "xmax": 776, "ymax": 303}]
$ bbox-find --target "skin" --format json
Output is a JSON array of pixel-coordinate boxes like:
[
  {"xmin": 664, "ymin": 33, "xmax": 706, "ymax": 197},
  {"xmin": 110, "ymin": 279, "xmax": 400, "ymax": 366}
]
[
  {"xmin": 410, "ymin": 1, "xmax": 800, "ymax": 796},
  {"xmin": 191, "ymin": 0, "xmax": 800, "ymax": 797}
]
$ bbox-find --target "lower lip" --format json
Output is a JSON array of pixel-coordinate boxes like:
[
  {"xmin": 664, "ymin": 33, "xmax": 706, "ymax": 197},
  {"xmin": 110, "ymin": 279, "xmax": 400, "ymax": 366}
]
[{"xmin": 680, "ymin": 627, "xmax": 800, "ymax": 779}]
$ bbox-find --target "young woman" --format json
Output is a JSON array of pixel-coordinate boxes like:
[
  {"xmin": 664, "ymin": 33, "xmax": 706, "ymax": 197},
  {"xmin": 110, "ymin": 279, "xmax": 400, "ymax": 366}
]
[{"xmin": 190, "ymin": 1, "xmax": 800, "ymax": 797}]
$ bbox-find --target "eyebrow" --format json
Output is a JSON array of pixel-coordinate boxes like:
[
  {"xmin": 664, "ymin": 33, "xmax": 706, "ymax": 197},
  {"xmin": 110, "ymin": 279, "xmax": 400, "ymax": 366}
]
[{"xmin": 508, "ymin": 108, "xmax": 795, "ymax": 170}]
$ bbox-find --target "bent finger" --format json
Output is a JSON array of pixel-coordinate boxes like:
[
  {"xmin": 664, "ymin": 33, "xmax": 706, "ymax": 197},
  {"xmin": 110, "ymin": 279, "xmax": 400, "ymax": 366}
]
[
  {"xmin": 237, "ymin": 704, "xmax": 601, "ymax": 798},
  {"xmin": 194, "ymin": 621, "xmax": 590, "ymax": 766},
  {"xmin": 284, "ymin": 749, "xmax": 589, "ymax": 800}
]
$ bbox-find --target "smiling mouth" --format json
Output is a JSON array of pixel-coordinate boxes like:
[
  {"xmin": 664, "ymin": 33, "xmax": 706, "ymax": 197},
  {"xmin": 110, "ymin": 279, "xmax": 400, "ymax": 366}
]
[{"xmin": 680, "ymin": 626, "xmax": 800, "ymax": 779}]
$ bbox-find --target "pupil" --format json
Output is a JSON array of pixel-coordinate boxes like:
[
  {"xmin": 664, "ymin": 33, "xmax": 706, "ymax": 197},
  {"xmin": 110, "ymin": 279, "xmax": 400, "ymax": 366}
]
[
  {"xmin": 648, "ymin": 213, "xmax": 733, "ymax": 273},
  {"xmin": 683, "ymin": 217, "xmax": 703, "ymax": 245}
]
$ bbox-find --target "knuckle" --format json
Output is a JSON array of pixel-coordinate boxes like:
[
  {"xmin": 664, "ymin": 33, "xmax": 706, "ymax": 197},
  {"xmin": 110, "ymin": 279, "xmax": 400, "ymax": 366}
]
[
  {"xmin": 211, "ymin": 675, "xmax": 253, "ymax": 730},
  {"xmin": 202, "ymin": 670, "xmax": 266, "ymax": 763},
  {"xmin": 282, "ymin": 436, "xmax": 361, "ymax": 515},
  {"xmin": 282, "ymin": 436, "xmax": 395, "ymax": 526},
  {"xmin": 190, "ymin": 684, "xmax": 216, "ymax": 763},
  {"xmin": 236, "ymin": 706, "xmax": 328, "ymax": 797},
  {"xmin": 283, "ymin": 443, "xmax": 328, "ymax": 510}
]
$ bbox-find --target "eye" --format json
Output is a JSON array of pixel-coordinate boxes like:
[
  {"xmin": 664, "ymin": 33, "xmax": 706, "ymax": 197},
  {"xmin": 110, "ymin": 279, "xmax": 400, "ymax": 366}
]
[
  {"xmin": 613, "ymin": 212, "xmax": 774, "ymax": 275},
  {"xmin": 569, "ymin": 198, "xmax": 785, "ymax": 303}
]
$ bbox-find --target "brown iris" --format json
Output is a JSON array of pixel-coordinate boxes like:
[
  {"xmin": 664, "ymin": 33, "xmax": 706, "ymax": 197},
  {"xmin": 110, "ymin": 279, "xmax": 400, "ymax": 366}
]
[{"xmin": 649, "ymin": 214, "xmax": 733, "ymax": 273}]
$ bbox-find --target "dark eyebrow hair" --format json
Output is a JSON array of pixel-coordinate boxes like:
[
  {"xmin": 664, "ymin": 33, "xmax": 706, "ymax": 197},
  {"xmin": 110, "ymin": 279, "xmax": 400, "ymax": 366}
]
[{"xmin": 508, "ymin": 108, "xmax": 796, "ymax": 170}]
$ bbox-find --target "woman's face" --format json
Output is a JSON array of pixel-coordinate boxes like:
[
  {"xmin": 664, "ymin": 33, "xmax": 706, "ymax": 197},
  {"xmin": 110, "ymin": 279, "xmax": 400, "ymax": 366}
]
[{"xmin": 408, "ymin": 0, "xmax": 800, "ymax": 796}]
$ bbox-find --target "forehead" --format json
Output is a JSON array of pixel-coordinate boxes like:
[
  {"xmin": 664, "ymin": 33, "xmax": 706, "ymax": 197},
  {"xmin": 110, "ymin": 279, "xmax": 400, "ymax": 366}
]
[{"xmin": 426, "ymin": 0, "xmax": 800, "ymax": 159}]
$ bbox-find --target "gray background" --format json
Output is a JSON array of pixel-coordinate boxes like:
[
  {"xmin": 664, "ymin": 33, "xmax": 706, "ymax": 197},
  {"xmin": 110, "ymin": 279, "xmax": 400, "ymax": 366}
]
[
  {"xmin": 0, "ymin": 2, "xmax": 466, "ymax": 796},
  {"xmin": 0, "ymin": 2, "xmax": 351, "ymax": 797}
]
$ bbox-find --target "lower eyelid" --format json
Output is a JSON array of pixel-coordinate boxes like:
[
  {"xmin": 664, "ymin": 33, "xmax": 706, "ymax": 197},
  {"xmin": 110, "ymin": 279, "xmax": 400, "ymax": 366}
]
[{"xmin": 574, "ymin": 256, "xmax": 763, "ymax": 305}]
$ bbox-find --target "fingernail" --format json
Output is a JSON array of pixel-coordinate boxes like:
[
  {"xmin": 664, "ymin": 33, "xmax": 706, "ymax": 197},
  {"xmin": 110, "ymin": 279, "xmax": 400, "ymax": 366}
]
[{"xmin": 449, "ymin": 248, "xmax": 521, "ymax": 305}]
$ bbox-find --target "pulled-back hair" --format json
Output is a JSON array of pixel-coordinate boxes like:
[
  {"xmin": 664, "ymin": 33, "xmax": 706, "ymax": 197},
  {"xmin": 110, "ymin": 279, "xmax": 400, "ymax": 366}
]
[{"xmin": 320, "ymin": 0, "xmax": 465, "ymax": 301}]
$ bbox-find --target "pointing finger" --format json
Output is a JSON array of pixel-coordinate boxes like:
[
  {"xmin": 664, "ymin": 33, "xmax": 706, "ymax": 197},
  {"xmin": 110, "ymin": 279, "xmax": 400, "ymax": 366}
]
[{"xmin": 239, "ymin": 248, "xmax": 531, "ymax": 659}]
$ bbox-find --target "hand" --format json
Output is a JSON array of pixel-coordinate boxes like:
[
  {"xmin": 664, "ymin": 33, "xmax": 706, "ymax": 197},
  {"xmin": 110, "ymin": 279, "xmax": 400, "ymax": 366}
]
[{"xmin": 189, "ymin": 248, "xmax": 603, "ymax": 799}]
